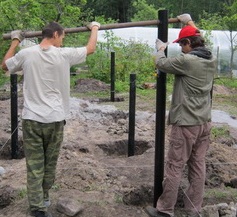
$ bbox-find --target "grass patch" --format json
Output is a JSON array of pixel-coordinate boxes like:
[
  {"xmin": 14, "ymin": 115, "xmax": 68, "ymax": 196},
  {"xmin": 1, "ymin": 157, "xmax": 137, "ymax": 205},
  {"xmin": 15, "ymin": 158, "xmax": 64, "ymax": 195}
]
[
  {"xmin": 16, "ymin": 187, "xmax": 27, "ymax": 200},
  {"xmin": 204, "ymin": 187, "xmax": 237, "ymax": 204},
  {"xmin": 0, "ymin": 73, "xmax": 10, "ymax": 88},
  {"xmin": 71, "ymin": 90, "xmax": 111, "ymax": 99},
  {"xmin": 212, "ymin": 93, "xmax": 237, "ymax": 116},
  {"xmin": 51, "ymin": 183, "xmax": 60, "ymax": 190},
  {"xmin": 214, "ymin": 77, "xmax": 237, "ymax": 89},
  {"xmin": 114, "ymin": 192, "xmax": 124, "ymax": 204},
  {"xmin": 211, "ymin": 125, "xmax": 230, "ymax": 140}
]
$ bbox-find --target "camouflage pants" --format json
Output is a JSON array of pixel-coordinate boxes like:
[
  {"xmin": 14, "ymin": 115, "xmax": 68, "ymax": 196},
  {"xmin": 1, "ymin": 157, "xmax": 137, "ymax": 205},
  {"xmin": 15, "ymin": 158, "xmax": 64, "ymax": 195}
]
[{"xmin": 22, "ymin": 119, "xmax": 64, "ymax": 212}]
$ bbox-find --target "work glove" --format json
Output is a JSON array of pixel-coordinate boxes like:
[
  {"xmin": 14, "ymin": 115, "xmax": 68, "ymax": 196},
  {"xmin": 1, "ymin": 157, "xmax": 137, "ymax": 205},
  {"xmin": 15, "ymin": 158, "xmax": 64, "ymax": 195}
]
[
  {"xmin": 155, "ymin": 39, "xmax": 169, "ymax": 51},
  {"xmin": 177, "ymin": 13, "xmax": 192, "ymax": 25},
  {"xmin": 11, "ymin": 30, "xmax": 25, "ymax": 42},
  {"xmin": 87, "ymin": 21, "xmax": 101, "ymax": 30}
]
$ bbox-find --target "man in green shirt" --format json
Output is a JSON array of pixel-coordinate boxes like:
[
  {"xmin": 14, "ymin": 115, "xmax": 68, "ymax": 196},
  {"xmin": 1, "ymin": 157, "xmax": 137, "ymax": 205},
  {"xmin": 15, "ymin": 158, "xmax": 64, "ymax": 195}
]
[{"xmin": 146, "ymin": 14, "xmax": 217, "ymax": 217}]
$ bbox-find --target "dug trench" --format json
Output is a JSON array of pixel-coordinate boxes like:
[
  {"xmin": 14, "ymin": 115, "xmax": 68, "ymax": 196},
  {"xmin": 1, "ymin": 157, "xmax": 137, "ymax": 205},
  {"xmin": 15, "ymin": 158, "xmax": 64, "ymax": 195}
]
[{"xmin": 1, "ymin": 80, "xmax": 237, "ymax": 217}]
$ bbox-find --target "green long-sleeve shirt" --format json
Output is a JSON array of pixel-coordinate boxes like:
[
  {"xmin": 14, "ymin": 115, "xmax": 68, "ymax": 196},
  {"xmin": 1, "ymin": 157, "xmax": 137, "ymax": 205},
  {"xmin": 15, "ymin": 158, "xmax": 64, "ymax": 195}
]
[{"xmin": 155, "ymin": 48, "xmax": 217, "ymax": 126}]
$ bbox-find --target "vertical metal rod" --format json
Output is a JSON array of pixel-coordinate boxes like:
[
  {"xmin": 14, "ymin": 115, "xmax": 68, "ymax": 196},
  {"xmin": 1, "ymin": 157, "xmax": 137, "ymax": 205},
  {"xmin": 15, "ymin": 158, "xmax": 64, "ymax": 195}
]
[
  {"xmin": 153, "ymin": 9, "xmax": 168, "ymax": 207},
  {"xmin": 128, "ymin": 73, "xmax": 136, "ymax": 157},
  {"xmin": 110, "ymin": 51, "xmax": 115, "ymax": 102},
  {"xmin": 10, "ymin": 74, "xmax": 18, "ymax": 159}
]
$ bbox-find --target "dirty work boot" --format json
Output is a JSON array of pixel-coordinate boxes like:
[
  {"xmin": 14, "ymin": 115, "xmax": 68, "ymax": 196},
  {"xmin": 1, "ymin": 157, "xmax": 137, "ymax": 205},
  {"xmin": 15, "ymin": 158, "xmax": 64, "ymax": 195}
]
[
  {"xmin": 145, "ymin": 206, "xmax": 172, "ymax": 217},
  {"xmin": 31, "ymin": 210, "xmax": 53, "ymax": 217}
]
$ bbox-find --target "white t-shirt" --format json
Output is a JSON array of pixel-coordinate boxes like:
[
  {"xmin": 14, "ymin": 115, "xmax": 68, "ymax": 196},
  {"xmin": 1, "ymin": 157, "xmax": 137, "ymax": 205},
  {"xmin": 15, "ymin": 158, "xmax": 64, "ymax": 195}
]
[{"xmin": 6, "ymin": 45, "xmax": 87, "ymax": 123}]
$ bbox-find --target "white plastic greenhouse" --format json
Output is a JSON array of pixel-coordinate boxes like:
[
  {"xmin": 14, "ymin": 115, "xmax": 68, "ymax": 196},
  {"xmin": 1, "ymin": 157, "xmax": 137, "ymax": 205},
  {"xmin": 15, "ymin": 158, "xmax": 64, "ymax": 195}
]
[{"xmin": 98, "ymin": 27, "xmax": 237, "ymax": 76}]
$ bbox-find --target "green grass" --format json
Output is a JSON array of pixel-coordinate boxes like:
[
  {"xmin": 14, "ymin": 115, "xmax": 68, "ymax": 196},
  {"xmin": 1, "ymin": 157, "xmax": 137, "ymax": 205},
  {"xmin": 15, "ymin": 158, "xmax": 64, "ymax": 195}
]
[
  {"xmin": 211, "ymin": 125, "xmax": 230, "ymax": 139},
  {"xmin": 69, "ymin": 75, "xmax": 237, "ymax": 115},
  {"xmin": 69, "ymin": 69, "xmax": 173, "ymax": 112},
  {"xmin": 16, "ymin": 187, "xmax": 27, "ymax": 200},
  {"xmin": 51, "ymin": 183, "xmax": 60, "ymax": 190},
  {"xmin": 204, "ymin": 187, "xmax": 237, "ymax": 205},
  {"xmin": 114, "ymin": 192, "xmax": 124, "ymax": 204},
  {"xmin": 71, "ymin": 89, "xmax": 111, "ymax": 99},
  {"xmin": 210, "ymin": 76, "xmax": 237, "ymax": 116},
  {"xmin": 1, "ymin": 70, "xmax": 237, "ymax": 116},
  {"xmin": 0, "ymin": 72, "xmax": 10, "ymax": 87},
  {"xmin": 214, "ymin": 76, "xmax": 237, "ymax": 89}
]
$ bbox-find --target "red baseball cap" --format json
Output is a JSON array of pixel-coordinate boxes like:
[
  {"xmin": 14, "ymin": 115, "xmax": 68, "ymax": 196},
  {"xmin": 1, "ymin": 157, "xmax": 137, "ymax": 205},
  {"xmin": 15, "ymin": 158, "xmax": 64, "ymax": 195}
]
[{"xmin": 173, "ymin": 25, "xmax": 201, "ymax": 43}]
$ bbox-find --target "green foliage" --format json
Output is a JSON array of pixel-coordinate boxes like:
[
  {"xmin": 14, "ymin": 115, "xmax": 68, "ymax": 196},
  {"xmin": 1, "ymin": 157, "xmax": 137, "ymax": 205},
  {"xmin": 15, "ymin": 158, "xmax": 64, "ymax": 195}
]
[
  {"xmin": 131, "ymin": 0, "xmax": 158, "ymax": 22},
  {"xmin": 115, "ymin": 80, "xmax": 130, "ymax": 93},
  {"xmin": 83, "ymin": 0, "xmax": 133, "ymax": 22},
  {"xmin": 86, "ymin": 43, "xmax": 111, "ymax": 83},
  {"xmin": 0, "ymin": 0, "xmax": 87, "ymax": 32},
  {"xmin": 2, "ymin": 0, "xmax": 237, "ymax": 88},
  {"xmin": 86, "ymin": 30, "xmax": 155, "ymax": 86},
  {"xmin": 198, "ymin": 11, "xmax": 224, "ymax": 30},
  {"xmin": 198, "ymin": 2, "xmax": 237, "ymax": 77},
  {"xmin": 83, "ymin": 0, "xmax": 229, "ymax": 24},
  {"xmin": 223, "ymin": 1, "xmax": 237, "ymax": 31},
  {"xmin": 198, "ymin": 12, "xmax": 225, "ymax": 49},
  {"xmin": 64, "ymin": 32, "xmax": 89, "ymax": 47},
  {"xmin": 0, "ymin": 0, "xmax": 90, "ymax": 61},
  {"xmin": 0, "ymin": 71, "xmax": 10, "ymax": 87}
]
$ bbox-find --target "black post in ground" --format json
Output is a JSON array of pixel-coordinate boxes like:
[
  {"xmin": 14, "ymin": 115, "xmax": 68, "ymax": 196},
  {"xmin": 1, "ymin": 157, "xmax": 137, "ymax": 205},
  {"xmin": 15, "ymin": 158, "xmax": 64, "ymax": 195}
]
[
  {"xmin": 153, "ymin": 9, "xmax": 168, "ymax": 207},
  {"xmin": 128, "ymin": 73, "xmax": 136, "ymax": 157},
  {"xmin": 10, "ymin": 74, "xmax": 18, "ymax": 159},
  {"xmin": 110, "ymin": 51, "xmax": 115, "ymax": 102}
]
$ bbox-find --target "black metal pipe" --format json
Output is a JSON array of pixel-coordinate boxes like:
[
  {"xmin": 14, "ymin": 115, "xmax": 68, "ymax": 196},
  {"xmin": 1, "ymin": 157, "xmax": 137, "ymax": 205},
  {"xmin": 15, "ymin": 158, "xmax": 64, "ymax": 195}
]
[
  {"xmin": 10, "ymin": 74, "xmax": 18, "ymax": 159},
  {"xmin": 128, "ymin": 73, "xmax": 136, "ymax": 157},
  {"xmin": 110, "ymin": 51, "xmax": 115, "ymax": 102},
  {"xmin": 153, "ymin": 10, "xmax": 168, "ymax": 207}
]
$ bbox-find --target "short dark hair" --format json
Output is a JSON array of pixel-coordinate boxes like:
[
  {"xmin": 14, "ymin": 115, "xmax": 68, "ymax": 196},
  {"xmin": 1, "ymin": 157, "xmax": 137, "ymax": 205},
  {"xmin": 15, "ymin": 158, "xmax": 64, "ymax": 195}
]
[
  {"xmin": 179, "ymin": 36, "xmax": 205, "ymax": 48},
  {"xmin": 42, "ymin": 22, "xmax": 64, "ymax": 39}
]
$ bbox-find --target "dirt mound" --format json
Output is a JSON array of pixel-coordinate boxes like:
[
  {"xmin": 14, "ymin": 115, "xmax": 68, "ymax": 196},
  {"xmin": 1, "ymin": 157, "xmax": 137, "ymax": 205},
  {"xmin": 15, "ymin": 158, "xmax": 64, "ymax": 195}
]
[
  {"xmin": 74, "ymin": 78, "xmax": 110, "ymax": 93},
  {"xmin": 213, "ymin": 84, "xmax": 234, "ymax": 95}
]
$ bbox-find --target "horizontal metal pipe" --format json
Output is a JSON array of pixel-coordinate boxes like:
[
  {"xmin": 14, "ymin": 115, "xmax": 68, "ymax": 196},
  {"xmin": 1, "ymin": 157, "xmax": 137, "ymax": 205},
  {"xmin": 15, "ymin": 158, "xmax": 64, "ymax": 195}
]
[{"xmin": 2, "ymin": 18, "xmax": 179, "ymax": 40}]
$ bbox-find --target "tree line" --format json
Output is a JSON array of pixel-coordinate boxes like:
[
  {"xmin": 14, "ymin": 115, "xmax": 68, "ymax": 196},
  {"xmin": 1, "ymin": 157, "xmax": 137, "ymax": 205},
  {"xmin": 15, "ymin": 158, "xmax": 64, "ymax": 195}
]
[
  {"xmin": 0, "ymin": 0, "xmax": 236, "ymax": 33},
  {"xmin": 84, "ymin": 0, "xmax": 234, "ymax": 24}
]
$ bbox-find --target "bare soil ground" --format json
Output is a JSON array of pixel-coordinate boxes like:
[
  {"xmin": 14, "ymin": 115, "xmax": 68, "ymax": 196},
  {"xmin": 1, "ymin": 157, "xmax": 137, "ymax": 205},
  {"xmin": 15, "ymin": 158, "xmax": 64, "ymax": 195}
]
[{"xmin": 1, "ymin": 79, "xmax": 237, "ymax": 217}]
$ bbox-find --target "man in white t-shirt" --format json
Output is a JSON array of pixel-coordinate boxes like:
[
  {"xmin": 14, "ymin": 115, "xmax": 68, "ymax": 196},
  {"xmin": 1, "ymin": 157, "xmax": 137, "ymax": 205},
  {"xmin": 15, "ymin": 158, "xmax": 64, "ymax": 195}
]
[{"xmin": 1, "ymin": 21, "xmax": 100, "ymax": 217}]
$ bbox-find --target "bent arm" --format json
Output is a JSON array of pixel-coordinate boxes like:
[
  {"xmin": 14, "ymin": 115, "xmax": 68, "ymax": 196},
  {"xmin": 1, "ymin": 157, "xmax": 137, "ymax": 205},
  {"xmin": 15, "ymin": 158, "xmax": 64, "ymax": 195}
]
[
  {"xmin": 1, "ymin": 40, "xmax": 20, "ymax": 71},
  {"xmin": 86, "ymin": 26, "xmax": 99, "ymax": 55},
  {"xmin": 187, "ymin": 20, "xmax": 198, "ymax": 29}
]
